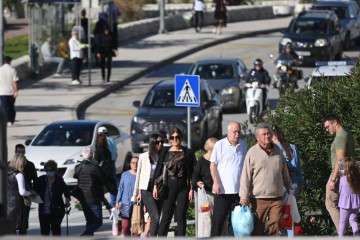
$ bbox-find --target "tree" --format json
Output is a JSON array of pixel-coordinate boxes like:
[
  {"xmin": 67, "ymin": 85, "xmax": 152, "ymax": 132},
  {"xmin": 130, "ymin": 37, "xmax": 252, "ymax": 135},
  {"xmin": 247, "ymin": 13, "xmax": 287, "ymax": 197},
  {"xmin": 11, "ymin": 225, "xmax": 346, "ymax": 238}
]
[{"xmin": 262, "ymin": 60, "xmax": 360, "ymax": 235}]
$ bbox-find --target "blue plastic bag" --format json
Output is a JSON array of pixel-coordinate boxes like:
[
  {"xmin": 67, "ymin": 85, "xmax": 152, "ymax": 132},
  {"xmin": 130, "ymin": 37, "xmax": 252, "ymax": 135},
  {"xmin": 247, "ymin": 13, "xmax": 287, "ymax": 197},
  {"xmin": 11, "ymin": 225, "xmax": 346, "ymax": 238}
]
[{"xmin": 231, "ymin": 205, "xmax": 254, "ymax": 237}]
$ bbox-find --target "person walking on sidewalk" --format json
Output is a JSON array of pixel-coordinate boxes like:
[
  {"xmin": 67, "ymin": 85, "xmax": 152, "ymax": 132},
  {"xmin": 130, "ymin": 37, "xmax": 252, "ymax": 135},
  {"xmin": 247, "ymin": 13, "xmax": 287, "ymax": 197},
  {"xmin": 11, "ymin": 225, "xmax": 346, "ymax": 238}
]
[
  {"xmin": 240, "ymin": 122, "xmax": 292, "ymax": 236},
  {"xmin": 193, "ymin": 0, "xmax": 205, "ymax": 32},
  {"xmin": 68, "ymin": 31, "xmax": 83, "ymax": 85},
  {"xmin": 323, "ymin": 113, "xmax": 355, "ymax": 233},
  {"xmin": 213, "ymin": 0, "xmax": 227, "ymax": 35},
  {"xmin": 41, "ymin": 37, "xmax": 66, "ymax": 77},
  {"xmin": 0, "ymin": 56, "xmax": 19, "ymax": 126},
  {"xmin": 337, "ymin": 157, "xmax": 360, "ymax": 236},
  {"xmin": 96, "ymin": 26, "xmax": 117, "ymax": 82},
  {"xmin": 210, "ymin": 122, "xmax": 247, "ymax": 236}
]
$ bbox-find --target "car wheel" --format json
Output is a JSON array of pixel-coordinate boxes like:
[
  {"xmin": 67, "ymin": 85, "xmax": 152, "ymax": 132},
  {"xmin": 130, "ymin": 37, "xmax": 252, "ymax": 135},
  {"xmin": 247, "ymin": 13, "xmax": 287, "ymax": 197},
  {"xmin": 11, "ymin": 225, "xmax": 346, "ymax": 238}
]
[
  {"xmin": 217, "ymin": 120, "xmax": 223, "ymax": 139},
  {"xmin": 335, "ymin": 45, "xmax": 343, "ymax": 60},
  {"xmin": 249, "ymin": 106, "xmax": 256, "ymax": 124},
  {"xmin": 236, "ymin": 95, "xmax": 243, "ymax": 113},
  {"xmin": 328, "ymin": 50, "xmax": 335, "ymax": 61},
  {"xmin": 343, "ymin": 33, "xmax": 350, "ymax": 50}
]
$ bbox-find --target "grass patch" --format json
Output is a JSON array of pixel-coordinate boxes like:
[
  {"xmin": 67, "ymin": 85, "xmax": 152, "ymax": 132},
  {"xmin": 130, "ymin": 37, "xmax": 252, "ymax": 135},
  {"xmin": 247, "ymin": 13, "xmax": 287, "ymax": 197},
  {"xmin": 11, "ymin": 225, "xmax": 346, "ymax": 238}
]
[{"xmin": 5, "ymin": 35, "xmax": 29, "ymax": 59}]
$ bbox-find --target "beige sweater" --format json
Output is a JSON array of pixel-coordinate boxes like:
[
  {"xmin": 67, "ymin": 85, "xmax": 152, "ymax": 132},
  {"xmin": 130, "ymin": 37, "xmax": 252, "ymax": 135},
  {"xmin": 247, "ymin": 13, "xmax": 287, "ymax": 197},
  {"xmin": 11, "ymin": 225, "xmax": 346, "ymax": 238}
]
[{"xmin": 240, "ymin": 143, "xmax": 292, "ymax": 200}]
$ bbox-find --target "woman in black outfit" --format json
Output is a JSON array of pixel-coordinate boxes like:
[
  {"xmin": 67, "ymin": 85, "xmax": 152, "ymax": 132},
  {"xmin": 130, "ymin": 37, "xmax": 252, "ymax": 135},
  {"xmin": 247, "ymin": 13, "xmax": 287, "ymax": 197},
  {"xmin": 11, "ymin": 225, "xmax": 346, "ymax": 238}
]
[
  {"xmin": 34, "ymin": 160, "xmax": 70, "ymax": 235},
  {"xmin": 96, "ymin": 26, "xmax": 117, "ymax": 82},
  {"xmin": 153, "ymin": 127, "xmax": 196, "ymax": 236}
]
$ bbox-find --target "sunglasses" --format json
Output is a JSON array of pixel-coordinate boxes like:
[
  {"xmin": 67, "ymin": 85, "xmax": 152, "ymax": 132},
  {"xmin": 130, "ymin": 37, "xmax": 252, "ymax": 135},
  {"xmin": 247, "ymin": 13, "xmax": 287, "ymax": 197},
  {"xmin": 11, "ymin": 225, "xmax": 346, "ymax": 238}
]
[
  {"xmin": 170, "ymin": 136, "xmax": 180, "ymax": 140},
  {"xmin": 156, "ymin": 140, "xmax": 165, "ymax": 145}
]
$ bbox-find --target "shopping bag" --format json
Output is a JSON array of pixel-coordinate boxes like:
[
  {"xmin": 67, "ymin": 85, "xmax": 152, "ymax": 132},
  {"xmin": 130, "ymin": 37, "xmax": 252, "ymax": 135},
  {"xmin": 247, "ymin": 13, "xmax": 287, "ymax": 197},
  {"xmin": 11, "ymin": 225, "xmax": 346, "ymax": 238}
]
[
  {"xmin": 289, "ymin": 192, "xmax": 301, "ymax": 223},
  {"xmin": 131, "ymin": 202, "xmax": 144, "ymax": 235},
  {"xmin": 282, "ymin": 194, "xmax": 293, "ymax": 230},
  {"xmin": 110, "ymin": 208, "xmax": 120, "ymax": 236},
  {"xmin": 231, "ymin": 205, "xmax": 254, "ymax": 237},
  {"xmin": 198, "ymin": 187, "xmax": 212, "ymax": 213}
]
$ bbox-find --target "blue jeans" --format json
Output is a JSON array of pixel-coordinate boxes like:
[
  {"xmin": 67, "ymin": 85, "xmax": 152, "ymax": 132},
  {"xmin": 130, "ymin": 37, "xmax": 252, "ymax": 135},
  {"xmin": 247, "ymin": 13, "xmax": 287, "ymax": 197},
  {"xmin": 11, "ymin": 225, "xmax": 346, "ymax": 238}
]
[{"xmin": 81, "ymin": 202, "xmax": 103, "ymax": 236}]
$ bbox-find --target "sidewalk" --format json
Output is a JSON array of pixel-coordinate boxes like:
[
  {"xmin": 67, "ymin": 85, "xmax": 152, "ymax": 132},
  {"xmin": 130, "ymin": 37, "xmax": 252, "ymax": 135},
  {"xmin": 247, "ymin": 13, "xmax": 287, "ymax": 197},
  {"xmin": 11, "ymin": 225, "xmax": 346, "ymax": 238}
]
[{"xmin": 6, "ymin": 16, "xmax": 292, "ymax": 161}]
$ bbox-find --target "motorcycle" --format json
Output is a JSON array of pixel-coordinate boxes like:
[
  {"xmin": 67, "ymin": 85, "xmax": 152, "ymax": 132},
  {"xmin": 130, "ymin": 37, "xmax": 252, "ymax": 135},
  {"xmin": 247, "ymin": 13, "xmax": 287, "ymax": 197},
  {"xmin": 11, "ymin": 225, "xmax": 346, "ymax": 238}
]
[
  {"xmin": 271, "ymin": 56, "xmax": 303, "ymax": 96},
  {"xmin": 245, "ymin": 81, "xmax": 267, "ymax": 124}
]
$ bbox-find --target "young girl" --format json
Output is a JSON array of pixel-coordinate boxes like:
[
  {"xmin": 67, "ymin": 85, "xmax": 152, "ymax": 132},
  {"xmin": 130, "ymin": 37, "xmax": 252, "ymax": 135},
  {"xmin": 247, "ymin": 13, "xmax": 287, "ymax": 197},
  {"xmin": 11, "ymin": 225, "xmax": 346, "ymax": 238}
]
[{"xmin": 338, "ymin": 157, "xmax": 360, "ymax": 236}]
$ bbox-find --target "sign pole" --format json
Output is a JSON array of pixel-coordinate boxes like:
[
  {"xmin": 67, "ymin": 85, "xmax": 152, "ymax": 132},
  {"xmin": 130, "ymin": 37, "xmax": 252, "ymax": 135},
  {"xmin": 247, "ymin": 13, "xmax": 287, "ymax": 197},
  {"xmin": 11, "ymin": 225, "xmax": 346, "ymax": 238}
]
[{"xmin": 187, "ymin": 106, "xmax": 191, "ymax": 149}]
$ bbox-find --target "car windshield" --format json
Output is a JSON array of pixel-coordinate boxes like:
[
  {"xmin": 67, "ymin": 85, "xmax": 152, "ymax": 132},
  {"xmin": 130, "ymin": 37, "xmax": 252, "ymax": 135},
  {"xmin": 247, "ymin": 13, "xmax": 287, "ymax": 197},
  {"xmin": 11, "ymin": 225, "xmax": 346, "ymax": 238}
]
[
  {"xmin": 314, "ymin": 6, "xmax": 348, "ymax": 19},
  {"xmin": 32, "ymin": 125, "xmax": 94, "ymax": 146},
  {"xmin": 289, "ymin": 18, "xmax": 329, "ymax": 35},
  {"xmin": 192, "ymin": 63, "xmax": 235, "ymax": 79},
  {"xmin": 143, "ymin": 88, "xmax": 175, "ymax": 107}
]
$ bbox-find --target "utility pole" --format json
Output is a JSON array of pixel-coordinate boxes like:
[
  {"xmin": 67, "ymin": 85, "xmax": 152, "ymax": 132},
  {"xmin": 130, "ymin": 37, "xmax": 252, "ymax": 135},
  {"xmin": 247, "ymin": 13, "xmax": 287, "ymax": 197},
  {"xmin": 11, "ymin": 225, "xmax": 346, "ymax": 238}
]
[
  {"xmin": 0, "ymin": 0, "xmax": 3, "ymax": 65},
  {"xmin": 159, "ymin": 0, "xmax": 167, "ymax": 34}
]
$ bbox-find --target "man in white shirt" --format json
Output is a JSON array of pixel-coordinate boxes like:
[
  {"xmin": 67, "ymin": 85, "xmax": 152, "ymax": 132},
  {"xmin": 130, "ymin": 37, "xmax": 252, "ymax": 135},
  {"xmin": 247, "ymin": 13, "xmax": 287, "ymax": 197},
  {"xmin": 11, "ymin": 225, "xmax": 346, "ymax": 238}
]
[
  {"xmin": 68, "ymin": 31, "xmax": 83, "ymax": 85},
  {"xmin": 210, "ymin": 121, "xmax": 247, "ymax": 236},
  {"xmin": 41, "ymin": 37, "xmax": 65, "ymax": 77},
  {"xmin": 0, "ymin": 56, "xmax": 19, "ymax": 126}
]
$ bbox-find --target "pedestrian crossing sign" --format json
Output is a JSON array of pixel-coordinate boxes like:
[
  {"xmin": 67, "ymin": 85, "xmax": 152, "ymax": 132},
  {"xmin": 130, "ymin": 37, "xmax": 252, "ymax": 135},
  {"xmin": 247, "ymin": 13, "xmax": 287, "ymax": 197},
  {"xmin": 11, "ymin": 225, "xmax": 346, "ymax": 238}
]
[{"xmin": 175, "ymin": 75, "xmax": 200, "ymax": 107}]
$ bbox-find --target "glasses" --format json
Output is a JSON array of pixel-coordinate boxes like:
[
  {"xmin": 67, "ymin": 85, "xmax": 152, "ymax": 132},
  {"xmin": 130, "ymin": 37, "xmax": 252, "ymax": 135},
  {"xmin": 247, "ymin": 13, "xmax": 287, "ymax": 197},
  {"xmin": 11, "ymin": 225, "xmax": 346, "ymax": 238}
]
[
  {"xmin": 156, "ymin": 140, "xmax": 165, "ymax": 145},
  {"xmin": 324, "ymin": 122, "xmax": 334, "ymax": 131},
  {"xmin": 170, "ymin": 136, "xmax": 180, "ymax": 140},
  {"xmin": 230, "ymin": 131, "xmax": 240, "ymax": 135}
]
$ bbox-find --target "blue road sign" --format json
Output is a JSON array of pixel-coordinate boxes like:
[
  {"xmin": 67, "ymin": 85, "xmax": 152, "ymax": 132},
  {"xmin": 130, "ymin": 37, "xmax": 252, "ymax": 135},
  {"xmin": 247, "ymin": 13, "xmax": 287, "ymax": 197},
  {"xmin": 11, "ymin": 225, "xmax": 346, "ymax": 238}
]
[{"xmin": 175, "ymin": 75, "xmax": 200, "ymax": 107}]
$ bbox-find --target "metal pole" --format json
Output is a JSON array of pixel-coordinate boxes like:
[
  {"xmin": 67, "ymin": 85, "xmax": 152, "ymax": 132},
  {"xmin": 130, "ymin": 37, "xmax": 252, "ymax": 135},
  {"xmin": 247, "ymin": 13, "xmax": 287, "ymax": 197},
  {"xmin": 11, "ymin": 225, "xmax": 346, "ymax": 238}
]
[
  {"xmin": 187, "ymin": 106, "xmax": 191, "ymax": 149},
  {"xmin": 88, "ymin": 0, "xmax": 92, "ymax": 86},
  {"xmin": 158, "ymin": 0, "xmax": 167, "ymax": 34},
  {"xmin": 0, "ymin": 0, "xmax": 3, "ymax": 65}
]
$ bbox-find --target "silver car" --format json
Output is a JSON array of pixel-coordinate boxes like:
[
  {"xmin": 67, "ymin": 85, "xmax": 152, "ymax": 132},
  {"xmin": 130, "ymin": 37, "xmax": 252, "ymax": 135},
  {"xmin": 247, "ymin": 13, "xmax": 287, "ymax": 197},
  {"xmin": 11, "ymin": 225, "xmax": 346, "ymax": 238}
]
[
  {"xmin": 187, "ymin": 58, "xmax": 248, "ymax": 112},
  {"xmin": 24, "ymin": 120, "xmax": 133, "ymax": 186}
]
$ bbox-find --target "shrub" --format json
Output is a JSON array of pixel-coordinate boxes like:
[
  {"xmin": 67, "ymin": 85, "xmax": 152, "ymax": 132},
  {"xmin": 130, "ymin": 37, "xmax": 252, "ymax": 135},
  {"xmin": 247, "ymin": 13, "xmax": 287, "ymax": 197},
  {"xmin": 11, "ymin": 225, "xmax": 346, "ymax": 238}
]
[
  {"xmin": 264, "ymin": 59, "xmax": 360, "ymax": 235},
  {"xmin": 115, "ymin": 0, "xmax": 145, "ymax": 21}
]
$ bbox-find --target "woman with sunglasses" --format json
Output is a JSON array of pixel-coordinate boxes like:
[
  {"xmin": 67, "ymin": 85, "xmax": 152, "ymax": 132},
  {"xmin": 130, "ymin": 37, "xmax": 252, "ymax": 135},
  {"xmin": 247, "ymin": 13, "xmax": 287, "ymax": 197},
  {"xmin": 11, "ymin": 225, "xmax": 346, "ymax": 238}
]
[
  {"xmin": 133, "ymin": 133, "xmax": 164, "ymax": 237},
  {"xmin": 153, "ymin": 127, "xmax": 196, "ymax": 236},
  {"xmin": 34, "ymin": 160, "xmax": 71, "ymax": 235}
]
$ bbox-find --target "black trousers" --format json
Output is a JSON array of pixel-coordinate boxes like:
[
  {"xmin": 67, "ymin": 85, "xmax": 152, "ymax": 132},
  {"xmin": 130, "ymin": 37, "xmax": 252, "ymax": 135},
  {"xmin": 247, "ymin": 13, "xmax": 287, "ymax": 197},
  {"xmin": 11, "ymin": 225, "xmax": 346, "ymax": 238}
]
[
  {"xmin": 71, "ymin": 57, "xmax": 82, "ymax": 80},
  {"xmin": 39, "ymin": 212, "xmax": 65, "ymax": 236},
  {"xmin": 141, "ymin": 189, "xmax": 162, "ymax": 236},
  {"xmin": 211, "ymin": 193, "xmax": 240, "ymax": 236},
  {"xmin": 158, "ymin": 177, "xmax": 189, "ymax": 236},
  {"xmin": 0, "ymin": 95, "xmax": 16, "ymax": 123},
  {"xmin": 100, "ymin": 55, "xmax": 113, "ymax": 82},
  {"xmin": 194, "ymin": 11, "xmax": 204, "ymax": 29}
]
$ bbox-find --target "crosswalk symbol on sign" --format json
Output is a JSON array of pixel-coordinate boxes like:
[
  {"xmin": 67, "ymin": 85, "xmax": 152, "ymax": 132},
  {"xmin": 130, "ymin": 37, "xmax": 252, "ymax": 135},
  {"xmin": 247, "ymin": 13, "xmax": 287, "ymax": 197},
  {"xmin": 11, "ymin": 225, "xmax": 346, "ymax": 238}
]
[{"xmin": 175, "ymin": 75, "xmax": 200, "ymax": 107}]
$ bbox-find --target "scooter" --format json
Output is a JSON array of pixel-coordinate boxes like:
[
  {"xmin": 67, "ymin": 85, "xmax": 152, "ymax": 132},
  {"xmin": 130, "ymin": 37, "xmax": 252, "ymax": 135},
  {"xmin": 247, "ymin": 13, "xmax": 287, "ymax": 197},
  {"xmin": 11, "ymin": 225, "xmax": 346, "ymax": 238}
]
[{"xmin": 245, "ymin": 81, "xmax": 267, "ymax": 124}]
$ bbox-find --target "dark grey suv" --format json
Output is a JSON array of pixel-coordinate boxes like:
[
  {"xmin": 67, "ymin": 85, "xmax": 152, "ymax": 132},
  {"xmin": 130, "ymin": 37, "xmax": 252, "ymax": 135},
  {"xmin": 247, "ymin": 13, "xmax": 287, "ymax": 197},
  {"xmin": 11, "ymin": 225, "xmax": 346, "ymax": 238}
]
[{"xmin": 130, "ymin": 80, "xmax": 223, "ymax": 153}]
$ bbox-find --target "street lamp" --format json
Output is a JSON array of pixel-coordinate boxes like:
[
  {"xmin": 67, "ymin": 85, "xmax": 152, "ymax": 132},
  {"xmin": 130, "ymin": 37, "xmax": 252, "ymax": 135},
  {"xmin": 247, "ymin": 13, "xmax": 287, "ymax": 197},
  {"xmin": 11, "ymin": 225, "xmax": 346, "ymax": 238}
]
[{"xmin": 159, "ymin": 0, "xmax": 167, "ymax": 34}]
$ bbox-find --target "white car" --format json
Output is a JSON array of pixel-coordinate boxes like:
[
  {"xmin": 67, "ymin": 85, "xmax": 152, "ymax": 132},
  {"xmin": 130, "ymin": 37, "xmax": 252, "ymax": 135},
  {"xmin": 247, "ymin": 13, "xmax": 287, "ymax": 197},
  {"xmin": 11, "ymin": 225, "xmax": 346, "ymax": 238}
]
[{"xmin": 24, "ymin": 120, "xmax": 133, "ymax": 186}]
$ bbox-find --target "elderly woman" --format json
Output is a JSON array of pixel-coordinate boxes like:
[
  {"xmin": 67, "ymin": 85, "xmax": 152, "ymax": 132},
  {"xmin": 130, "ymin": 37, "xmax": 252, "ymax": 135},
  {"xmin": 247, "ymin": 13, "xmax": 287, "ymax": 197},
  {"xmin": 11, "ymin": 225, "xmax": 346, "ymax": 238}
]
[
  {"xmin": 34, "ymin": 160, "xmax": 71, "ymax": 236},
  {"xmin": 7, "ymin": 154, "xmax": 36, "ymax": 234},
  {"xmin": 192, "ymin": 137, "xmax": 218, "ymax": 238}
]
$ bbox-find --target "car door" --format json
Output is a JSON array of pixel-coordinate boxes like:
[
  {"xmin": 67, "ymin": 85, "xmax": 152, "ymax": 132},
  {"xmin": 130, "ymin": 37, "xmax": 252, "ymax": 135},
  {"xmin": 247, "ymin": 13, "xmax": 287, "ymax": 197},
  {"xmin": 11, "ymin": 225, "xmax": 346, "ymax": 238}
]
[{"xmin": 349, "ymin": 2, "xmax": 360, "ymax": 40}]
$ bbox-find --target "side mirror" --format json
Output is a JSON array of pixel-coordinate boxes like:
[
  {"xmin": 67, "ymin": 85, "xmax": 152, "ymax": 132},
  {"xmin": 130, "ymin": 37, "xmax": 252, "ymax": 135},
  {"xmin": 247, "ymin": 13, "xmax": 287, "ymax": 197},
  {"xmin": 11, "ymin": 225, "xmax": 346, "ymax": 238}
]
[
  {"xmin": 133, "ymin": 101, "xmax": 141, "ymax": 108},
  {"xmin": 25, "ymin": 139, "xmax": 32, "ymax": 146}
]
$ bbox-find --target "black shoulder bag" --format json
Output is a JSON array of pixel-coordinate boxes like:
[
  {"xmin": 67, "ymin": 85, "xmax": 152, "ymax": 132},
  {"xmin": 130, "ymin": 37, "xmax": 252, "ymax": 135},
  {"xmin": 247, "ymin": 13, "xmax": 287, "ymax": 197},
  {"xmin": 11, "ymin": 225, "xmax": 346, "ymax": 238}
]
[{"xmin": 157, "ymin": 163, "xmax": 169, "ymax": 200}]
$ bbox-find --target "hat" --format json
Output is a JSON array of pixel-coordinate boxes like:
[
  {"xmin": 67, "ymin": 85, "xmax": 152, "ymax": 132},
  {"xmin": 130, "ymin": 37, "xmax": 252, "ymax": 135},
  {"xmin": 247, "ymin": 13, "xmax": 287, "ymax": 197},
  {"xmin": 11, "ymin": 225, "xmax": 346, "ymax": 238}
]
[{"xmin": 98, "ymin": 126, "xmax": 107, "ymax": 133}]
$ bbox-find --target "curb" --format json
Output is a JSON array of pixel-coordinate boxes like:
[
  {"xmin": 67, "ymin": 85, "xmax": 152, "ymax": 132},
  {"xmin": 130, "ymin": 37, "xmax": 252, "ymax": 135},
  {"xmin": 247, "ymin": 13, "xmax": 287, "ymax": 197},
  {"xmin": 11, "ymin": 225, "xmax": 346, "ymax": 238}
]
[{"xmin": 76, "ymin": 26, "xmax": 285, "ymax": 120}]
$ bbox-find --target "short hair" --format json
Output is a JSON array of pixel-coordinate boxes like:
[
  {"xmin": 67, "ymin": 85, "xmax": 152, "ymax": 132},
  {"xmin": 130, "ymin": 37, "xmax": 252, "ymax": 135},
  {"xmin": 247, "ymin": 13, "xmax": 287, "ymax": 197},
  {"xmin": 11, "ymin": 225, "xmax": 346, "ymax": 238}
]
[
  {"xmin": 15, "ymin": 144, "xmax": 25, "ymax": 151},
  {"xmin": 4, "ymin": 56, "xmax": 12, "ymax": 64},
  {"xmin": 323, "ymin": 113, "xmax": 341, "ymax": 124},
  {"xmin": 82, "ymin": 147, "xmax": 94, "ymax": 160},
  {"xmin": 9, "ymin": 154, "xmax": 27, "ymax": 172},
  {"xmin": 227, "ymin": 121, "xmax": 240, "ymax": 131},
  {"xmin": 255, "ymin": 122, "xmax": 271, "ymax": 136},
  {"xmin": 204, "ymin": 137, "xmax": 218, "ymax": 152},
  {"xmin": 44, "ymin": 160, "xmax": 58, "ymax": 172}
]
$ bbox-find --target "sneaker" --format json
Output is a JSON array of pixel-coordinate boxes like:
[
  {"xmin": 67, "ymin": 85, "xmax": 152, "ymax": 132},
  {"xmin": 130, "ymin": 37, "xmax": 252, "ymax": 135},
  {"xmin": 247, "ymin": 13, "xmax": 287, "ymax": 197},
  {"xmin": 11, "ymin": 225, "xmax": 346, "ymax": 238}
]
[
  {"xmin": 7, "ymin": 122, "xmax": 13, "ymax": 127},
  {"xmin": 53, "ymin": 73, "xmax": 62, "ymax": 77},
  {"xmin": 71, "ymin": 80, "xmax": 81, "ymax": 85},
  {"xmin": 212, "ymin": 28, "xmax": 217, "ymax": 34}
]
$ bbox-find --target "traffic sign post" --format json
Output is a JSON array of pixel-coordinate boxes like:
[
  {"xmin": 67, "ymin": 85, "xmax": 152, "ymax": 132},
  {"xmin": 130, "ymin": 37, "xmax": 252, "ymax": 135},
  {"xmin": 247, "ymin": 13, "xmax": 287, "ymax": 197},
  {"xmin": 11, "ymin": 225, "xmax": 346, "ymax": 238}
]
[{"xmin": 175, "ymin": 74, "xmax": 200, "ymax": 150}]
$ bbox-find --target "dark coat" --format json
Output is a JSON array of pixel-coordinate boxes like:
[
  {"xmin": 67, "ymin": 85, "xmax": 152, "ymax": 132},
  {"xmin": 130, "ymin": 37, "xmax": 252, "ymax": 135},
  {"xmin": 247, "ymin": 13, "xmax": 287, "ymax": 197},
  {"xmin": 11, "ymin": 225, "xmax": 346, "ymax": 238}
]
[
  {"xmin": 153, "ymin": 146, "xmax": 196, "ymax": 189},
  {"xmin": 23, "ymin": 159, "xmax": 38, "ymax": 189},
  {"xmin": 73, "ymin": 159, "xmax": 107, "ymax": 204},
  {"xmin": 7, "ymin": 167, "xmax": 29, "ymax": 232},
  {"xmin": 34, "ymin": 175, "xmax": 70, "ymax": 215}
]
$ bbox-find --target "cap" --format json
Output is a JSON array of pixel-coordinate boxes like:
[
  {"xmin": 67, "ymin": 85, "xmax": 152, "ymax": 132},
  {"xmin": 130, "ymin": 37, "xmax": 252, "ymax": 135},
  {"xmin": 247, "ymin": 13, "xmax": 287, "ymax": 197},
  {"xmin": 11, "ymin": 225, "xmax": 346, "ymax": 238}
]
[{"xmin": 98, "ymin": 126, "xmax": 107, "ymax": 133}]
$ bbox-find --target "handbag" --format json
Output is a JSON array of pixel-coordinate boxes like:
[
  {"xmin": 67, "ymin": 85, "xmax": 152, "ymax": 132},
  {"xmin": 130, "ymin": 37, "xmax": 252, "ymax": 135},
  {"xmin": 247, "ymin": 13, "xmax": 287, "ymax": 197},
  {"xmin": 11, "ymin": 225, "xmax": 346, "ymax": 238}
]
[
  {"xmin": 24, "ymin": 196, "xmax": 32, "ymax": 207},
  {"xmin": 120, "ymin": 203, "xmax": 132, "ymax": 219},
  {"xmin": 157, "ymin": 164, "xmax": 168, "ymax": 200},
  {"xmin": 131, "ymin": 202, "xmax": 144, "ymax": 235},
  {"xmin": 231, "ymin": 205, "xmax": 254, "ymax": 237}
]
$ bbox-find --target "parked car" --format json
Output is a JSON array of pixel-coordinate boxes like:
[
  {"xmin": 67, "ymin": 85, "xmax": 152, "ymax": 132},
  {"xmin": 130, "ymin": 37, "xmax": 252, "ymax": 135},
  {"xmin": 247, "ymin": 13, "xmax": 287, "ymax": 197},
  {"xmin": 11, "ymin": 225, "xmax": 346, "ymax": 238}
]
[
  {"xmin": 312, "ymin": 0, "xmax": 360, "ymax": 50},
  {"xmin": 305, "ymin": 60, "xmax": 355, "ymax": 86},
  {"xmin": 24, "ymin": 120, "xmax": 133, "ymax": 186},
  {"xmin": 187, "ymin": 58, "xmax": 248, "ymax": 112},
  {"xmin": 131, "ymin": 79, "xmax": 223, "ymax": 153},
  {"xmin": 279, "ymin": 10, "xmax": 343, "ymax": 64}
]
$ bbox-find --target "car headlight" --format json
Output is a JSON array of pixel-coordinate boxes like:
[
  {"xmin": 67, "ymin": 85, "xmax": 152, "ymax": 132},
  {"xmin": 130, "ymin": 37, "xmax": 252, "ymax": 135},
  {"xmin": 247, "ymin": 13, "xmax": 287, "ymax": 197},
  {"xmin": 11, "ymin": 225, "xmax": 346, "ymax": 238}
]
[
  {"xmin": 133, "ymin": 116, "xmax": 146, "ymax": 124},
  {"xmin": 64, "ymin": 159, "xmax": 76, "ymax": 165},
  {"xmin": 314, "ymin": 39, "xmax": 328, "ymax": 47},
  {"xmin": 280, "ymin": 38, "xmax": 292, "ymax": 46},
  {"xmin": 221, "ymin": 87, "xmax": 239, "ymax": 95}
]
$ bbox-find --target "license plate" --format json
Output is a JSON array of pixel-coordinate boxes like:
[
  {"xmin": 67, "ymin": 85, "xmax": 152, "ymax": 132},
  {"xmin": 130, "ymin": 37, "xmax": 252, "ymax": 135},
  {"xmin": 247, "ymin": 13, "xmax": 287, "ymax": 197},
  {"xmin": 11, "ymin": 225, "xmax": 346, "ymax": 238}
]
[{"xmin": 297, "ymin": 51, "xmax": 311, "ymax": 56}]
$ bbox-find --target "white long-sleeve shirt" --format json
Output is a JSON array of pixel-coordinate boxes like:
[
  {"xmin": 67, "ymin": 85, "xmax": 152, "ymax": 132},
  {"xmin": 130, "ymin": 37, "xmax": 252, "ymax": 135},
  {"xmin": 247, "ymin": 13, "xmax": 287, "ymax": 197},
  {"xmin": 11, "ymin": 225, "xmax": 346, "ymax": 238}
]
[
  {"xmin": 68, "ymin": 37, "xmax": 83, "ymax": 59},
  {"xmin": 16, "ymin": 173, "xmax": 31, "ymax": 196}
]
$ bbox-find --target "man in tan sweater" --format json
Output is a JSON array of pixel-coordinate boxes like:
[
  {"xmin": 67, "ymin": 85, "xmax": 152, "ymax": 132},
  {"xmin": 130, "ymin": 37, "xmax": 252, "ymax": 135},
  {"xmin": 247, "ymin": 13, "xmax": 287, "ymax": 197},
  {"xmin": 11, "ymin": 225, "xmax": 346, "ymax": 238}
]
[{"xmin": 240, "ymin": 122, "xmax": 292, "ymax": 236}]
